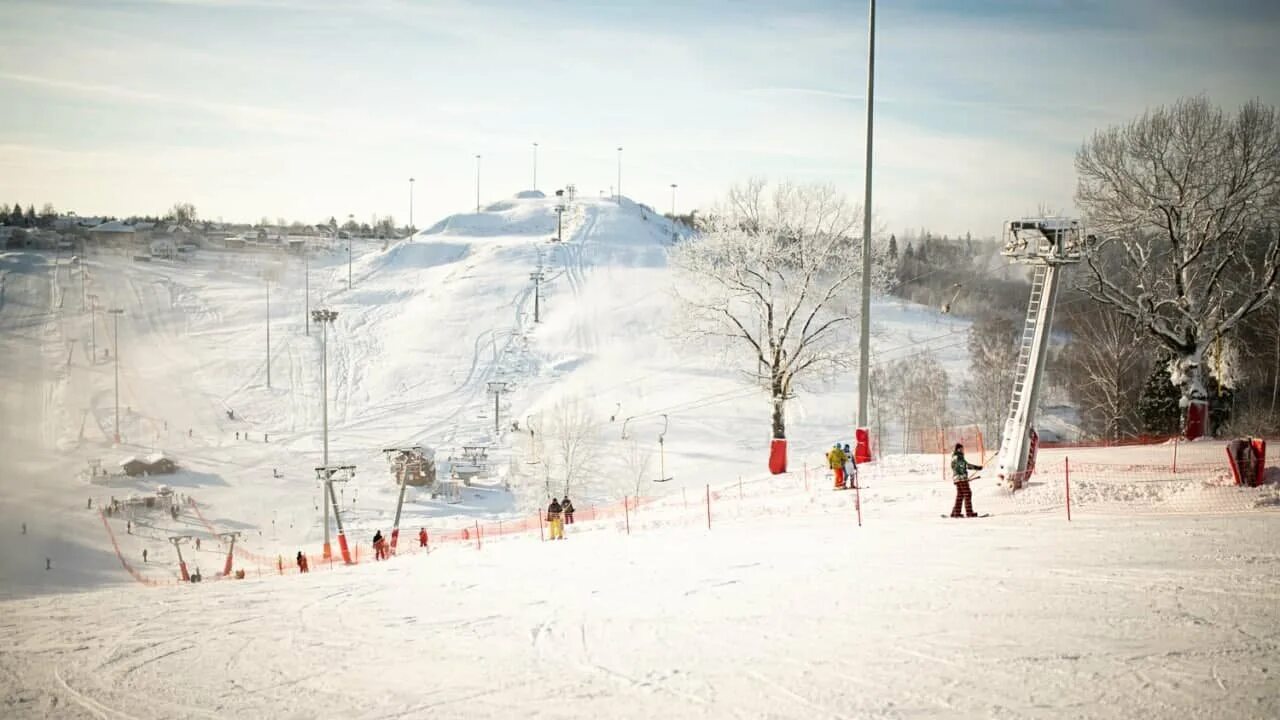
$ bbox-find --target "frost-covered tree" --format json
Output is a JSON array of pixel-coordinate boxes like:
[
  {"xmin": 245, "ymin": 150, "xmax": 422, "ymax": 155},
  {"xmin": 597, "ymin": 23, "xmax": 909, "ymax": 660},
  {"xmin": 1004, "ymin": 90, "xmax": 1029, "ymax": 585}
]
[
  {"xmin": 1075, "ymin": 97, "xmax": 1280, "ymax": 429},
  {"xmin": 672, "ymin": 179, "xmax": 863, "ymax": 444},
  {"xmin": 168, "ymin": 202, "xmax": 198, "ymax": 225}
]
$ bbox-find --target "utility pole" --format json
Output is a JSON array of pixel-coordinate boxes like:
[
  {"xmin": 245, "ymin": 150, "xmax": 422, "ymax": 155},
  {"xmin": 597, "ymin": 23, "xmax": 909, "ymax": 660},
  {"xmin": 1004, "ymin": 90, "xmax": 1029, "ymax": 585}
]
[
  {"xmin": 304, "ymin": 253, "xmax": 309, "ymax": 336},
  {"xmin": 554, "ymin": 203, "xmax": 565, "ymax": 241},
  {"xmin": 530, "ymin": 270, "xmax": 544, "ymax": 322},
  {"xmin": 311, "ymin": 309, "xmax": 339, "ymax": 558},
  {"xmin": 87, "ymin": 293, "xmax": 98, "ymax": 361},
  {"xmin": 856, "ymin": 0, "xmax": 876, "ymax": 429},
  {"xmin": 408, "ymin": 177, "xmax": 415, "ymax": 236},
  {"xmin": 486, "ymin": 381, "xmax": 509, "ymax": 435},
  {"xmin": 670, "ymin": 183, "xmax": 677, "ymax": 216},
  {"xmin": 475, "ymin": 154, "xmax": 482, "ymax": 213},
  {"xmin": 616, "ymin": 146, "xmax": 623, "ymax": 202},
  {"xmin": 347, "ymin": 214, "xmax": 354, "ymax": 289},
  {"xmin": 532, "ymin": 142, "xmax": 538, "ymax": 191},
  {"xmin": 108, "ymin": 308, "xmax": 124, "ymax": 444}
]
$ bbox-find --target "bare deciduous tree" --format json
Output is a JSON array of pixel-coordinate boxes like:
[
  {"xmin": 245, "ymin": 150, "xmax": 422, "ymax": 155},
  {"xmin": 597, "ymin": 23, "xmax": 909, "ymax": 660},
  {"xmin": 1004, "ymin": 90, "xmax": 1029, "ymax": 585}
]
[
  {"xmin": 546, "ymin": 397, "xmax": 600, "ymax": 497},
  {"xmin": 1075, "ymin": 97, "xmax": 1280, "ymax": 420},
  {"xmin": 672, "ymin": 179, "xmax": 863, "ymax": 442},
  {"xmin": 168, "ymin": 202, "xmax": 198, "ymax": 225},
  {"xmin": 1061, "ymin": 307, "xmax": 1150, "ymax": 441},
  {"xmin": 963, "ymin": 317, "xmax": 1019, "ymax": 443}
]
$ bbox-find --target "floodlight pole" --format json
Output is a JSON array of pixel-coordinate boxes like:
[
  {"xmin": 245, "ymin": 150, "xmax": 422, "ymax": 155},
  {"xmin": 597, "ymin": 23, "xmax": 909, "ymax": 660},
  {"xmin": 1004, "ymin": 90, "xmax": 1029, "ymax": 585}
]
[
  {"xmin": 87, "ymin": 293, "xmax": 98, "ymax": 360},
  {"xmin": 616, "ymin": 147, "xmax": 623, "ymax": 202},
  {"xmin": 315, "ymin": 464, "xmax": 354, "ymax": 564},
  {"xmin": 347, "ymin": 214, "xmax": 354, "ymax": 289},
  {"xmin": 670, "ymin": 183, "xmax": 677, "ymax": 216},
  {"xmin": 475, "ymin": 154, "xmax": 482, "ymax": 213},
  {"xmin": 265, "ymin": 280, "xmax": 271, "ymax": 389},
  {"xmin": 532, "ymin": 142, "xmax": 538, "ymax": 191},
  {"xmin": 530, "ymin": 271, "xmax": 543, "ymax": 322},
  {"xmin": 304, "ymin": 253, "xmax": 309, "ymax": 336},
  {"xmin": 108, "ymin": 308, "xmax": 124, "ymax": 443},
  {"xmin": 312, "ymin": 309, "xmax": 339, "ymax": 557},
  {"xmin": 856, "ymin": 0, "xmax": 876, "ymax": 429},
  {"xmin": 408, "ymin": 177, "xmax": 415, "ymax": 235}
]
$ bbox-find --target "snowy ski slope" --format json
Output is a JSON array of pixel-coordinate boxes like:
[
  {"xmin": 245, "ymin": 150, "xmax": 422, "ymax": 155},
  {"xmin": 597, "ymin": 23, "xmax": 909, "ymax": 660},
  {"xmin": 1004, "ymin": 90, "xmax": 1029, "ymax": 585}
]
[{"xmin": 1, "ymin": 192, "xmax": 1277, "ymax": 718}]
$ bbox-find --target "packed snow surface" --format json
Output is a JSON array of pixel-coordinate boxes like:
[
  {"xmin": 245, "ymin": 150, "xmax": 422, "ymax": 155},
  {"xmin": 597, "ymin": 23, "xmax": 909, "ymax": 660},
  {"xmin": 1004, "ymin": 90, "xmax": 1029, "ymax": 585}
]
[{"xmin": 1, "ymin": 192, "xmax": 1277, "ymax": 718}]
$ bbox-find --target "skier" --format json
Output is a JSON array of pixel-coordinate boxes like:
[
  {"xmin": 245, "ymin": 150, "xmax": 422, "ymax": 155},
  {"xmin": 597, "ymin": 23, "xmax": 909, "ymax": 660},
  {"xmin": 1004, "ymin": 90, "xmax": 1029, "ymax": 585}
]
[
  {"xmin": 235, "ymin": 431, "xmax": 239, "ymax": 441},
  {"xmin": 826, "ymin": 443, "xmax": 847, "ymax": 490},
  {"xmin": 418, "ymin": 527, "xmax": 428, "ymax": 548},
  {"xmin": 372, "ymin": 530, "xmax": 386, "ymax": 560},
  {"xmin": 126, "ymin": 520, "xmax": 131, "ymax": 534},
  {"xmin": 561, "ymin": 496, "xmax": 575, "ymax": 525},
  {"xmin": 87, "ymin": 497, "xmax": 92, "ymax": 509},
  {"xmin": 950, "ymin": 443, "xmax": 983, "ymax": 518},
  {"xmin": 195, "ymin": 538, "xmax": 201, "ymax": 551},
  {"xmin": 843, "ymin": 443, "xmax": 858, "ymax": 489},
  {"xmin": 142, "ymin": 548, "xmax": 148, "ymax": 563},
  {"xmin": 296, "ymin": 551, "xmax": 309, "ymax": 572},
  {"xmin": 546, "ymin": 498, "xmax": 564, "ymax": 540}
]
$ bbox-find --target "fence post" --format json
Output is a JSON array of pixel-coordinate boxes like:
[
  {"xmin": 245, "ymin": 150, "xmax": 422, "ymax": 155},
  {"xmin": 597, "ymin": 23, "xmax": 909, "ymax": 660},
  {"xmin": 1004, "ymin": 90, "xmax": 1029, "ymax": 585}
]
[
  {"xmin": 538, "ymin": 510, "xmax": 545, "ymax": 542},
  {"xmin": 1065, "ymin": 456, "xmax": 1072, "ymax": 522},
  {"xmin": 854, "ymin": 483, "xmax": 862, "ymax": 527},
  {"xmin": 624, "ymin": 496, "xmax": 630, "ymax": 535},
  {"xmin": 705, "ymin": 484, "xmax": 711, "ymax": 529},
  {"xmin": 475, "ymin": 520, "xmax": 481, "ymax": 550},
  {"xmin": 1172, "ymin": 435, "xmax": 1179, "ymax": 474}
]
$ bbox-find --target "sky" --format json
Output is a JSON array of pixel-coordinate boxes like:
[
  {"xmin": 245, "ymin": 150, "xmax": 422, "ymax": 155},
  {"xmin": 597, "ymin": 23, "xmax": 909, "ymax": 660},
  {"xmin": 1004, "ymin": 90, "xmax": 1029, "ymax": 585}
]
[{"xmin": 0, "ymin": 0, "xmax": 1277, "ymax": 235}]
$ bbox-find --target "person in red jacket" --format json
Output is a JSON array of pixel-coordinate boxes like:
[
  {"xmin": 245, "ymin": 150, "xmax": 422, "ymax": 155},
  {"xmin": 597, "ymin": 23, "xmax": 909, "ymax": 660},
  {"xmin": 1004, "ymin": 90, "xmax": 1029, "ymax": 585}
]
[{"xmin": 418, "ymin": 527, "xmax": 428, "ymax": 548}]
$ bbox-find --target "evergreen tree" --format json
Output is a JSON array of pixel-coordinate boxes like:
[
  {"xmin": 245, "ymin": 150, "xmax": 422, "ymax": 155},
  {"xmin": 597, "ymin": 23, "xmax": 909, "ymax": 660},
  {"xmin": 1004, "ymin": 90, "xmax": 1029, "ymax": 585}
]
[
  {"xmin": 1137, "ymin": 359, "xmax": 1181, "ymax": 435},
  {"xmin": 887, "ymin": 234, "xmax": 898, "ymax": 265},
  {"xmin": 25, "ymin": 204, "xmax": 36, "ymax": 226},
  {"xmin": 0, "ymin": 204, "xmax": 8, "ymax": 225}
]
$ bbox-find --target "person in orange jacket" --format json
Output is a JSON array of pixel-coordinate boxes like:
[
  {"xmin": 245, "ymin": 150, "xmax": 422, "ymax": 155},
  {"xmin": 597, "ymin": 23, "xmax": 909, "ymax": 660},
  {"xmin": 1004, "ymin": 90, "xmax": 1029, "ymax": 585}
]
[{"xmin": 418, "ymin": 527, "xmax": 428, "ymax": 548}]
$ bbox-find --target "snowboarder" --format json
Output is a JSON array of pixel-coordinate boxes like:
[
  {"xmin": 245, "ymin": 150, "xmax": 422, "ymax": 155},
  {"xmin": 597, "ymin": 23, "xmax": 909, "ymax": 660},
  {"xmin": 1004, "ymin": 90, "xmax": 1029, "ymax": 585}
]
[
  {"xmin": 142, "ymin": 548, "xmax": 148, "ymax": 563},
  {"xmin": 418, "ymin": 527, "xmax": 428, "ymax": 548},
  {"xmin": 843, "ymin": 443, "xmax": 858, "ymax": 489},
  {"xmin": 546, "ymin": 498, "xmax": 564, "ymax": 540},
  {"xmin": 827, "ymin": 443, "xmax": 847, "ymax": 490},
  {"xmin": 373, "ymin": 530, "xmax": 387, "ymax": 560},
  {"xmin": 561, "ymin": 496, "xmax": 575, "ymax": 525},
  {"xmin": 950, "ymin": 443, "xmax": 982, "ymax": 518}
]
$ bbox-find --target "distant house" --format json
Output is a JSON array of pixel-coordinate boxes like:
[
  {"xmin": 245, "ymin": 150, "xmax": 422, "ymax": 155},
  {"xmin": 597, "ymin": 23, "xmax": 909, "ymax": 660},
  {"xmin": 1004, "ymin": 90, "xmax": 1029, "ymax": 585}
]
[
  {"xmin": 87, "ymin": 221, "xmax": 135, "ymax": 245},
  {"xmin": 118, "ymin": 453, "xmax": 177, "ymax": 477}
]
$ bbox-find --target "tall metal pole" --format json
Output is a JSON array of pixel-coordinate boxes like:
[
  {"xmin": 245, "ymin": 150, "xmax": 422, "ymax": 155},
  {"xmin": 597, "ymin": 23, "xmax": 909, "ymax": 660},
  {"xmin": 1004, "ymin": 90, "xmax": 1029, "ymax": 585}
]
[
  {"xmin": 532, "ymin": 142, "xmax": 538, "ymax": 191},
  {"xmin": 88, "ymin": 294, "xmax": 97, "ymax": 361},
  {"xmin": 475, "ymin": 154, "xmax": 482, "ymax": 213},
  {"xmin": 616, "ymin": 147, "xmax": 623, "ymax": 202},
  {"xmin": 109, "ymin": 308, "xmax": 123, "ymax": 443},
  {"xmin": 670, "ymin": 183, "xmax": 677, "ymax": 216},
  {"xmin": 347, "ymin": 214, "xmax": 353, "ymax": 289},
  {"xmin": 856, "ymin": 0, "xmax": 876, "ymax": 428},
  {"xmin": 266, "ymin": 280, "xmax": 272, "ymax": 388},
  {"xmin": 321, "ymin": 317, "xmax": 329, "ymax": 557},
  {"xmin": 409, "ymin": 177, "xmax": 415, "ymax": 235},
  {"xmin": 304, "ymin": 254, "xmax": 309, "ymax": 336}
]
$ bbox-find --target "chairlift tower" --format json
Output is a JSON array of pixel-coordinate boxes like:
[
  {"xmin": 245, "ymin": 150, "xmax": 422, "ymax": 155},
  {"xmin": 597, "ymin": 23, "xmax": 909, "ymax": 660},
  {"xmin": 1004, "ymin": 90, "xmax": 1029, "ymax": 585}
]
[{"xmin": 994, "ymin": 219, "xmax": 1085, "ymax": 490}]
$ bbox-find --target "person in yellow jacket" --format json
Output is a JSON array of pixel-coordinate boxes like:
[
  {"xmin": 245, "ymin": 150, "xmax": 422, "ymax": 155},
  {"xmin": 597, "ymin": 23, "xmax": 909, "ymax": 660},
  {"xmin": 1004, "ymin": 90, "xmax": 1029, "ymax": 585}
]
[
  {"xmin": 827, "ymin": 443, "xmax": 847, "ymax": 489},
  {"xmin": 546, "ymin": 498, "xmax": 565, "ymax": 540}
]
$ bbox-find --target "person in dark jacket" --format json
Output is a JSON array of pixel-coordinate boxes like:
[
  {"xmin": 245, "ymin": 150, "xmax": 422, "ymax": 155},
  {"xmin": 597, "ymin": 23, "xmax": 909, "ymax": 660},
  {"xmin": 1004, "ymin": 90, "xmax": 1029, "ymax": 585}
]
[
  {"xmin": 372, "ymin": 530, "xmax": 386, "ymax": 560},
  {"xmin": 950, "ymin": 443, "xmax": 982, "ymax": 518},
  {"xmin": 546, "ymin": 498, "xmax": 564, "ymax": 540},
  {"xmin": 561, "ymin": 496, "xmax": 575, "ymax": 525},
  {"xmin": 296, "ymin": 551, "xmax": 309, "ymax": 572}
]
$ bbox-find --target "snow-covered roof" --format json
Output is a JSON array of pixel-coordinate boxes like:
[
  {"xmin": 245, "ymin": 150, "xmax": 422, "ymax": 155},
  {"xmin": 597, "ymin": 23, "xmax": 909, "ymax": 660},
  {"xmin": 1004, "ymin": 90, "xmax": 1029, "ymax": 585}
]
[
  {"xmin": 143, "ymin": 452, "xmax": 170, "ymax": 464},
  {"xmin": 117, "ymin": 455, "xmax": 140, "ymax": 467},
  {"xmin": 91, "ymin": 221, "xmax": 135, "ymax": 234},
  {"xmin": 133, "ymin": 222, "xmax": 156, "ymax": 231}
]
